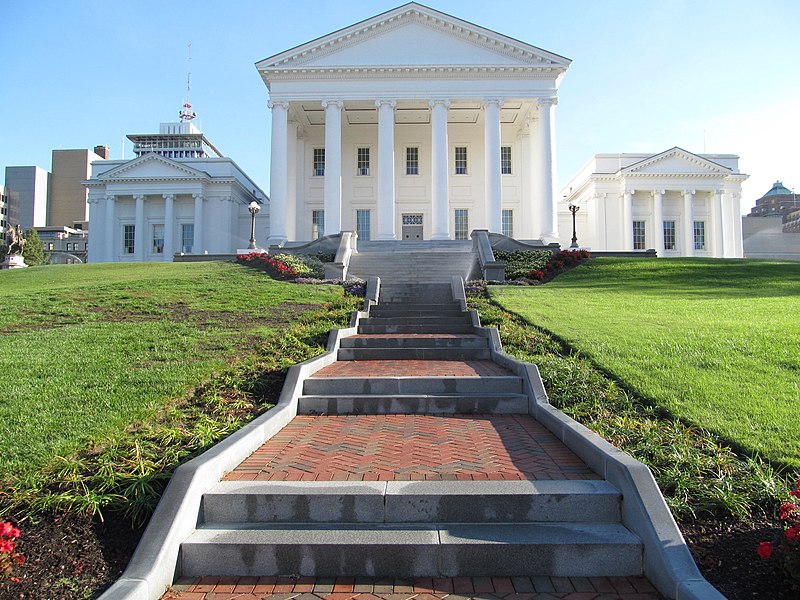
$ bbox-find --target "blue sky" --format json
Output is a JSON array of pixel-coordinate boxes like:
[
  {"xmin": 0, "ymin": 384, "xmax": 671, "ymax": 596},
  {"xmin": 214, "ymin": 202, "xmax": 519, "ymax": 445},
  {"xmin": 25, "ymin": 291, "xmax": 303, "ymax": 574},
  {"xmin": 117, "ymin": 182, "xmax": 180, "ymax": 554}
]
[{"xmin": 1, "ymin": 0, "xmax": 798, "ymax": 211}]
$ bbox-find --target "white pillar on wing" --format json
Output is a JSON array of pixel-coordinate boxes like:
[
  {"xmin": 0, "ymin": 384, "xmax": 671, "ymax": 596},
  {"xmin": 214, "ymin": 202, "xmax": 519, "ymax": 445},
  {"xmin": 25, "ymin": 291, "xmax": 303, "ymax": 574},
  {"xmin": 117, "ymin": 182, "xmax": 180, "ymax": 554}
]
[
  {"xmin": 653, "ymin": 189, "xmax": 664, "ymax": 256},
  {"xmin": 268, "ymin": 100, "xmax": 289, "ymax": 245},
  {"xmin": 134, "ymin": 194, "xmax": 145, "ymax": 261},
  {"xmin": 484, "ymin": 98, "xmax": 503, "ymax": 234},
  {"xmin": 713, "ymin": 189, "xmax": 725, "ymax": 257},
  {"xmin": 104, "ymin": 195, "xmax": 115, "ymax": 262},
  {"xmin": 376, "ymin": 99, "xmax": 397, "ymax": 240},
  {"xmin": 683, "ymin": 190, "xmax": 695, "ymax": 257},
  {"xmin": 286, "ymin": 120, "xmax": 299, "ymax": 241},
  {"xmin": 535, "ymin": 97, "xmax": 558, "ymax": 241},
  {"xmin": 87, "ymin": 195, "xmax": 103, "ymax": 263},
  {"xmin": 322, "ymin": 99, "xmax": 343, "ymax": 236},
  {"xmin": 623, "ymin": 190, "xmax": 634, "ymax": 251},
  {"xmin": 430, "ymin": 99, "xmax": 451, "ymax": 240},
  {"xmin": 193, "ymin": 193, "xmax": 204, "ymax": 254},
  {"xmin": 163, "ymin": 194, "xmax": 174, "ymax": 261},
  {"xmin": 732, "ymin": 192, "xmax": 744, "ymax": 258}
]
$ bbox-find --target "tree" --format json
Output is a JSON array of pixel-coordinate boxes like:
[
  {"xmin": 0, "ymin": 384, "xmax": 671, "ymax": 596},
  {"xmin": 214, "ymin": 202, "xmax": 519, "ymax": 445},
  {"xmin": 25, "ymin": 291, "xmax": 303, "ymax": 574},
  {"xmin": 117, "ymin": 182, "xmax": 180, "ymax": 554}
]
[{"xmin": 23, "ymin": 228, "xmax": 44, "ymax": 266}]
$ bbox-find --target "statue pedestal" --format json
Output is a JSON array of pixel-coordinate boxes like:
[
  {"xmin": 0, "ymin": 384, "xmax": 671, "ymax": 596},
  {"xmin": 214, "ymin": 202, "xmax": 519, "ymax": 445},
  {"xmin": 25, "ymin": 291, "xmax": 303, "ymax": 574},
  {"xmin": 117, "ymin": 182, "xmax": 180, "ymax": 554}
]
[{"xmin": 1, "ymin": 255, "xmax": 28, "ymax": 270}]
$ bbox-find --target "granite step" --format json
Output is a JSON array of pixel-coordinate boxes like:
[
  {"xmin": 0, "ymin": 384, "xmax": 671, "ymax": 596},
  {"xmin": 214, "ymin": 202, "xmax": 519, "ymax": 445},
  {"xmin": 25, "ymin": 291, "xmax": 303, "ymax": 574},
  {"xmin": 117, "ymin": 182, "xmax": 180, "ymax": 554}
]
[
  {"xmin": 297, "ymin": 392, "xmax": 527, "ymax": 414},
  {"xmin": 302, "ymin": 375, "xmax": 524, "ymax": 396}
]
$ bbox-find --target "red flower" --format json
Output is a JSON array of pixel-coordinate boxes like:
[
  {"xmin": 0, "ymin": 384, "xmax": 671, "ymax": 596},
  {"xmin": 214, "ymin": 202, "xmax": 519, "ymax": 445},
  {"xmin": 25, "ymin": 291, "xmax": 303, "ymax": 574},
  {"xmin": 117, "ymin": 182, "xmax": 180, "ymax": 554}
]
[
  {"xmin": 779, "ymin": 502, "xmax": 797, "ymax": 520},
  {"xmin": 786, "ymin": 525, "xmax": 800, "ymax": 543},
  {"xmin": 0, "ymin": 540, "xmax": 14, "ymax": 554},
  {"xmin": 758, "ymin": 541, "xmax": 773, "ymax": 560},
  {"xmin": 790, "ymin": 488, "xmax": 800, "ymax": 498}
]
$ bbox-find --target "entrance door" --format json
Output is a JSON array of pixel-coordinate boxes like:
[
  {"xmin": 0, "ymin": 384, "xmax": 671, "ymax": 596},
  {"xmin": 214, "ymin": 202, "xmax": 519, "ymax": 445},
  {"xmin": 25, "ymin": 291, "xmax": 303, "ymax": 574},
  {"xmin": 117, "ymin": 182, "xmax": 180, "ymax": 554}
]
[{"xmin": 402, "ymin": 214, "xmax": 423, "ymax": 240}]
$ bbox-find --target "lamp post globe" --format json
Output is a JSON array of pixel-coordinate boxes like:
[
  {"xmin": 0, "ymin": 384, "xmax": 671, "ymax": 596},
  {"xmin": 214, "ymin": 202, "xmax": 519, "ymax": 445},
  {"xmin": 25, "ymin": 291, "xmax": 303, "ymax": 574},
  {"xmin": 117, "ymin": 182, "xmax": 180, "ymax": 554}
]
[{"xmin": 248, "ymin": 201, "xmax": 261, "ymax": 249}]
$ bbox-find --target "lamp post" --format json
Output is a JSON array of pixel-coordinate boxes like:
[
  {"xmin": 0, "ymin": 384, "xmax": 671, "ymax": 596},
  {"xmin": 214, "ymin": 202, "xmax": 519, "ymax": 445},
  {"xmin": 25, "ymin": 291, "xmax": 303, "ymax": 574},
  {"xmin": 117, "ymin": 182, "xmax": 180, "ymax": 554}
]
[
  {"xmin": 248, "ymin": 201, "xmax": 261, "ymax": 250},
  {"xmin": 568, "ymin": 204, "xmax": 580, "ymax": 249}
]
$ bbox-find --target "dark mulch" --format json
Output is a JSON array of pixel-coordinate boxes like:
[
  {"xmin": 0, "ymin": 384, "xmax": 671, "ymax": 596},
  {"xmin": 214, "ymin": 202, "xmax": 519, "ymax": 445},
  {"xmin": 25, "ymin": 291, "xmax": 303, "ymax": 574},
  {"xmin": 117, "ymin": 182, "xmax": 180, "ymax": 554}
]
[{"xmin": 1, "ymin": 511, "xmax": 799, "ymax": 599}]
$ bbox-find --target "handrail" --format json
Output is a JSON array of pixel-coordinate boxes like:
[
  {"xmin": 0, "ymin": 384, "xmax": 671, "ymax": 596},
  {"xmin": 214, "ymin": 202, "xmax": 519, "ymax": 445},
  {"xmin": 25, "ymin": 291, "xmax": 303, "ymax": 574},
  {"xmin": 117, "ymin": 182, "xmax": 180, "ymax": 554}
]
[
  {"xmin": 470, "ymin": 229, "xmax": 505, "ymax": 281},
  {"xmin": 324, "ymin": 231, "xmax": 358, "ymax": 279}
]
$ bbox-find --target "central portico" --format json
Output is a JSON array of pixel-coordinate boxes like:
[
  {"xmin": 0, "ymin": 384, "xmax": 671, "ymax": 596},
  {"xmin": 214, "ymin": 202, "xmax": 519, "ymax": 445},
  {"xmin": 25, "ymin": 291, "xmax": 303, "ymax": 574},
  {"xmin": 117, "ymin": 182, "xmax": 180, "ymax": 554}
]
[{"xmin": 257, "ymin": 2, "xmax": 570, "ymax": 245}]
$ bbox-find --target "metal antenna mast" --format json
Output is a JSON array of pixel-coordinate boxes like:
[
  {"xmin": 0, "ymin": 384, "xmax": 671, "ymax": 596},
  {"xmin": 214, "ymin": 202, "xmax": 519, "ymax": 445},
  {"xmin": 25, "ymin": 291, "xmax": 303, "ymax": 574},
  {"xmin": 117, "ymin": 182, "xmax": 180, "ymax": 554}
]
[{"xmin": 180, "ymin": 43, "xmax": 196, "ymax": 122}]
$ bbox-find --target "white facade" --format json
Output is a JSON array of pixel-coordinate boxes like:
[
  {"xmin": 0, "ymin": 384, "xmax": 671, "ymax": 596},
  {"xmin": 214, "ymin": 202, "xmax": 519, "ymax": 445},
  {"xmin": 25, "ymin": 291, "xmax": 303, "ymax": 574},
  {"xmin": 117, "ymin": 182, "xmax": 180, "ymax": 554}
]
[
  {"xmin": 559, "ymin": 148, "xmax": 748, "ymax": 258},
  {"xmin": 258, "ymin": 2, "xmax": 570, "ymax": 244},
  {"xmin": 84, "ymin": 153, "xmax": 266, "ymax": 262}
]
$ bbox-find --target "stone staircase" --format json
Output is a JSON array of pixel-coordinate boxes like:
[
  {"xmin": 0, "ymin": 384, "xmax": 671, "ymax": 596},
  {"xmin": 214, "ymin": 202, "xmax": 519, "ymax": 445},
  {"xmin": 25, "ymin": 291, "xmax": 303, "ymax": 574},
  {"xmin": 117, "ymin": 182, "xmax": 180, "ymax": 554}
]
[{"xmin": 176, "ymin": 292, "xmax": 644, "ymax": 580}]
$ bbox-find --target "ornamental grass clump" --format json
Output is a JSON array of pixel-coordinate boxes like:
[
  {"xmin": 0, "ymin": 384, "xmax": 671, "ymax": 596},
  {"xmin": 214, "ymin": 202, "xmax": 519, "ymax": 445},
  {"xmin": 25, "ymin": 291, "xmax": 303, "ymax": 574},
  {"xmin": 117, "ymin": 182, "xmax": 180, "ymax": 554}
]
[
  {"xmin": 0, "ymin": 521, "xmax": 24, "ymax": 583},
  {"xmin": 759, "ymin": 479, "xmax": 800, "ymax": 580}
]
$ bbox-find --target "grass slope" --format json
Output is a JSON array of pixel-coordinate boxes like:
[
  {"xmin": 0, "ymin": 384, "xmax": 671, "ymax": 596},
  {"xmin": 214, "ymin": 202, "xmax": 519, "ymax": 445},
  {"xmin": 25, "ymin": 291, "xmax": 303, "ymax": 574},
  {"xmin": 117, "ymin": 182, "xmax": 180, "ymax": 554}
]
[
  {"xmin": 0, "ymin": 262, "xmax": 344, "ymax": 479},
  {"xmin": 491, "ymin": 258, "xmax": 800, "ymax": 468}
]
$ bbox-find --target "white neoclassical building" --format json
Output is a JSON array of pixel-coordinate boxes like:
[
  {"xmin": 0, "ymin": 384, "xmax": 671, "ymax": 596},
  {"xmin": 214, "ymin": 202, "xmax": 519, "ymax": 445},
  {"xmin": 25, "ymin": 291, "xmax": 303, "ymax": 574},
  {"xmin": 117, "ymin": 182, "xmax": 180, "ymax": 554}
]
[
  {"xmin": 85, "ymin": 121, "xmax": 266, "ymax": 262},
  {"xmin": 258, "ymin": 2, "xmax": 570, "ymax": 245},
  {"xmin": 559, "ymin": 148, "xmax": 748, "ymax": 258}
]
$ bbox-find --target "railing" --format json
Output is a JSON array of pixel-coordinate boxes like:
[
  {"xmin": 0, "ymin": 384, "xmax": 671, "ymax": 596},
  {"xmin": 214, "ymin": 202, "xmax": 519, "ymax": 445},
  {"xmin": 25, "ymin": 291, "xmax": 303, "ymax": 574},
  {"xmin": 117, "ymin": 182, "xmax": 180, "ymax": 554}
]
[
  {"xmin": 471, "ymin": 229, "xmax": 505, "ymax": 281},
  {"xmin": 324, "ymin": 231, "xmax": 358, "ymax": 279}
]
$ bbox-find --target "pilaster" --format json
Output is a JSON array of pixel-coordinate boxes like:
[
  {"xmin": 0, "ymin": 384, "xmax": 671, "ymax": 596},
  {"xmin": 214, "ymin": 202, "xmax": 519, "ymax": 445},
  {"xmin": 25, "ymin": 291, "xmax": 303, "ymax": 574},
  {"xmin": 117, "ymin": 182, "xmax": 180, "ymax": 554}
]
[
  {"xmin": 134, "ymin": 194, "xmax": 145, "ymax": 261},
  {"xmin": 268, "ymin": 100, "xmax": 289, "ymax": 245},
  {"xmin": 484, "ymin": 98, "xmax": 504, "ymax": 234},
  {"xmin": 535, "ymin": 98, "xmax": 558, "ymax": 241},
  {"xmin": 683, "ymin": 190, "xmax": 695, "ymax": 257},
  {"xmin": 322, "ymin": 99, "xmax": 343, "ymax": 236},
  {"xmin": 376, "ymin": 99, "xmax": 397, "ymax": 240},
  {"xmin": 430, "ymin": 99, "xmax": 451, "ymax": 240},
  {"xmin": 163, "ymin": 194, "xmax": 174, "ymax": 261}
]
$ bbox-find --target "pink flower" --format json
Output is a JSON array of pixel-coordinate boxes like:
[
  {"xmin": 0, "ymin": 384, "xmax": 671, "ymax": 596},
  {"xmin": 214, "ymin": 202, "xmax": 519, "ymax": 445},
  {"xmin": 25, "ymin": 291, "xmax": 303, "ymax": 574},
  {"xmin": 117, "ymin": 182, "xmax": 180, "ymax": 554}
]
[
  {"xmin": 758, "ymin": 541, "xmax": 773, "ymax": 560},
  {"xmin": 779, "ymin": 502, "xmax": 797, "ymax": 520},
  {"xmin": 0, "ymin": 540, "xmax": 14, "ymax": 554}
]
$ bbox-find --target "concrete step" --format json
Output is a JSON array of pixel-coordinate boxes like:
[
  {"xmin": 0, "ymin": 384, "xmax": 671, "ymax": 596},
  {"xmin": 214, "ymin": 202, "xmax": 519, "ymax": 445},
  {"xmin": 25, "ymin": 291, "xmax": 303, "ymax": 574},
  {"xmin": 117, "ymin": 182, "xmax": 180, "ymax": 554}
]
[
  {"xmin": 360, "ymin": 316, "xmax": 472, "ymax": 326},
  {"xmin": 179, "ymin": 521, "xmax": 642, "ymax": 578},
  {"xmin": 298, "ymin": 392, "xmax": 528, "ymax": 414},
  {"xmin": 337, "ymin": 347, "xmax": 491, "ymax": 361},
  {"xmin": 341, "ymin": 336, "xmax": 488, "ymax": 349},
  {"xmin": 358, "ymin": 324, "xmax": 475, "ymax": 334},
  {"xmin": 369, "ymin": 307, "xmax": 466, "ymax": 318},
  {"xmin": 201, "ymin": 481, "xmax": 623, "ymax": 524},
  {"xmin": 302, "ymin": 376, "xmax": 523, "ymax": 395}
]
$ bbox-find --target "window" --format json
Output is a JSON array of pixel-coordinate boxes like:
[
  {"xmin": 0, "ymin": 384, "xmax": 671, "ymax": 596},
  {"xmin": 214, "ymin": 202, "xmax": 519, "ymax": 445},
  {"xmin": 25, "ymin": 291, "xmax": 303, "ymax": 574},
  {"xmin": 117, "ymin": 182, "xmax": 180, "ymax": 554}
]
[
  {"xmin": 633, "ymin": 221, "xmax": 646, "ymax": 250},
  {"xmin": 454, "ymin": 146, "xmax": 468, "ymax": 175},
  {"xmin": 454, "ymin": 209, "xmax": 469, "ymax": 240},
  {"xmin": 152, "ymin": 224, "xmax": 165, "ymax": 254},
  {"xmin": 356, "ymin": 209, "xmax": 371, "ymax": 241},
  {"xmin": 313, "ymin": 148, "xmax": 325, "ymax": 176},
  {"xmin": 694, "ymin": 221, "xmax": 706, "ymax": 250},
  {"xmin": 502, "ymin": 209, "xmax": 514, "ymax": 238},
  {"xmin": 123, "ymin": 224, "xmax": 135, "ymax": 254},
  {"xmin": 181, "ymin": 223, "xmax": 194, "ymax": 253},
  {"xmin": 312, "ymin": 210, "xmax": 325, "ymax": 240},
  {"xmin": 406, "ymin": 147, "xmax": 419, "ymax": 175},
  {"xmin": 356, "ymin": 147, "xmax": 370, "ymax": 176},
  {"xmin": 501, "ymin": 146, "xmax": 512, "ymax": 174},
  {"xmin": 663, "ymin": 221, "xmax": 676, "ymax": 250}
]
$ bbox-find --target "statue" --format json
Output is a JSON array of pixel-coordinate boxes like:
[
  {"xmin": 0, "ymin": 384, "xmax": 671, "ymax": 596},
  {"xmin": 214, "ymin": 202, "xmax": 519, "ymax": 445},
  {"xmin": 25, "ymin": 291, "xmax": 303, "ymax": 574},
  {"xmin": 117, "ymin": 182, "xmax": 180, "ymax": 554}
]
[{"xmin": 4, "ymin": 224, "xmax": 26, "ymax": 256}]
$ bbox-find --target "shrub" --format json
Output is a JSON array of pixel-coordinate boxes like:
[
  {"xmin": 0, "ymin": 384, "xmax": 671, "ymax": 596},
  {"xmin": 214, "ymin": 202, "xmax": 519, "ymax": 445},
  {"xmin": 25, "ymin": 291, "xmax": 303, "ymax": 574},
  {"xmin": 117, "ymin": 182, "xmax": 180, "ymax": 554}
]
[
  {"xmin": 494, "ymin": 250, "xmax": 551, "ymax": 280},
  {"xmin": 274, "ymin": 253, "xmax": 325, "ymax": 279}
]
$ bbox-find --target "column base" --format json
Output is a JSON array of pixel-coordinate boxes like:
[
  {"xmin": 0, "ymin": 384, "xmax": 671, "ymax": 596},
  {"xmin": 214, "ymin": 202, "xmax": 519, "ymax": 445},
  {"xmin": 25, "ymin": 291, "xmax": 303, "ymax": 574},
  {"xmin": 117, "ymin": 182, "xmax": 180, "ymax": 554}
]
[
  {"xmin": 430, "ymin": 233, "xmax": 451, "ymax": 241},
  {"xmin": 539, "ymin": 231, "xmax": 559, "ymax": 244},
  {"xmin": 376, "ymin": 234, "xmax": 397, "ymax": 241},
  {"xmin": 266, "ymin": 236, "xmax": 287, "ymax": 248}
]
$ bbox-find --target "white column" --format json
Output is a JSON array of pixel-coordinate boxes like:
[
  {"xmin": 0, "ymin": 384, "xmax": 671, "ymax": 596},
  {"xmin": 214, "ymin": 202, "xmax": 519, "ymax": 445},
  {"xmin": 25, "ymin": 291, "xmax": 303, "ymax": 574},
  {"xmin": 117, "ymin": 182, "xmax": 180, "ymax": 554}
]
[
  {"xmin": 87, "ymin": 196, "xmax": 104, "ymax": 263},
  {"xmin": 193, "ymin": 193, "xmax": 204, "ymax": 254},
  {"xmin": 322, "ymin": 99, "xmax": 343, "ymax": 236},
  {"xmin": 134, "ymin": 194, "xmax": 145, "ymax": 261},
  {"xmin": 163, "ymin": 194, "xmax": 174, "ymax": 261},
  {"xmin": 268, "ymin": 100, "xmax": 289, "ymax": 245},
  {"xmin": 104, "ymin": 195, "xmax": 115, "ymax": 262},
  {"xmin": 286, "ymin": 120, "xmax": 299, "ymax": 241},
  {"xmin": 535, "ymin": 97, "xmax": 558, "ymax": 241},
  {"xmin": 683, "ymin": 190, "xmax": 695, "ymax": 257},
  {"xmin": 430, "ymin": 99, "xmax": 451, "ymax": 240},
  {"xmin": 376, "ymin": 99, "xmax": 397, "ymax": 240},
  {"xmin": 653, "ymin": 189, "xmax": 664, "ymax": 256},
  {"xmin": 520, "ymin": 123, "xmax": 536, "ymax": 239},
  {"xmin": 732, "ymin": 192, "xmax": 744, "ymax": 258},
  {"xmin": 484, "ymin": 98, "xmax": 503, "ymax": 234},
  {"xmin": 623, "ymin": 190, "xmax": 634, "ymax": 251},
  {"xmin": 713, "ymin": 189, "xmax": 725, "ymax": 257}
]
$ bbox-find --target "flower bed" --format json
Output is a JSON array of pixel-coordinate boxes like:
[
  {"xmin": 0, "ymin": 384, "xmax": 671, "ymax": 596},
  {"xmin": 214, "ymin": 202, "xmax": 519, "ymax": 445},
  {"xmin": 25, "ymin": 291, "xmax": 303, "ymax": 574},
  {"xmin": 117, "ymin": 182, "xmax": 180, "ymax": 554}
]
[
  {"xmin": 1, "ymin": 521, "xmax": 24, "ymax": 583},
  {"xmin": 759, "ymin": 479, "xmax": 800, "ymax": 581},
  {"xmin": 236, "ymin": 253, "xmax": 365, "ymax": 297}
]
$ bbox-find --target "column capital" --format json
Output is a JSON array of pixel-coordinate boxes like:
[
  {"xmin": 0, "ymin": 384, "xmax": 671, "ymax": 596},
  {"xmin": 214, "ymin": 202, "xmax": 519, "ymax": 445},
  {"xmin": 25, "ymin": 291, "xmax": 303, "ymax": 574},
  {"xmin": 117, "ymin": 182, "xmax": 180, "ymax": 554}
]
[
  {"xmin": 267, "ymin": 100, "xmax": 289, "ymax": 110},
  {"xmin": 375, "ymin": 99, "xmax": 397, "ymax": 109},
  {"xmin": 623, "ymin": 189, "xmax": 635, "ymax": 196},
  {"xmin": 653, "ymin": 189, "xmax": 665, "ymax": 197},
  {"xmin": 715, "ymin": 189, "xmax": 725, "ymax": 198},
  {"xmin": 321, "ymin": 99, "xmax": 344, "ymax": 109},
  {"xmin": 537, "ymin": 97, "xmax": 558, "ymax": 108},
  {"xmin": 683, "ymin": 189, "xmax": 696, "ymax": 197},
  {"xmin": 105, "ymin": 194, "xmax": 116, "ymax": 201},
  {"xmin": 162, "ymin": 193, "xmax": 174, "ymax": 201},
  {"xmin": 483, "ymin": 98, "xmax": 505, "ymax": 108},
  {"xmin": 429, "ymin": 99, "xmax": 451, "ymax": 109},
  {"xmin": 192, "ymin": 193, "xmax": 204, "ymax": 200},
  {"xmin": 133, "ymin": 194, "xmax": 145, "ymax": 201}
]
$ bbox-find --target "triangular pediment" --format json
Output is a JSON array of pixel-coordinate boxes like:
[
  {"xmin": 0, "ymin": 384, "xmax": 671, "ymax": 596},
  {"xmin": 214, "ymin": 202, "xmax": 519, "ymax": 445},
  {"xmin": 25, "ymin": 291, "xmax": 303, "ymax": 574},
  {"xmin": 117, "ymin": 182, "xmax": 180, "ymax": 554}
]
[
  {"xmin": 99, "ymin": 154, "xmax": 210, "ymax": 181},
  {"xmin": 621, "ymin": 147, "xmax": 732, "ymax": 176},
  {"xmin": 257, "ymin": 2, "xmax": 570, "ymax": 72}
]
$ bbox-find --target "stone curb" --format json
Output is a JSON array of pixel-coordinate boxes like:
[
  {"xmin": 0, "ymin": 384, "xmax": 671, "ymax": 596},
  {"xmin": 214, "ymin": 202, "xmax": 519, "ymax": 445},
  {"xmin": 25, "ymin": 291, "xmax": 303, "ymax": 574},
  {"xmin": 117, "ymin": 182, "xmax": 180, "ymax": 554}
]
[{"xmin": 98, "ymin": 283, "xmax": 380, "ymax": 600}]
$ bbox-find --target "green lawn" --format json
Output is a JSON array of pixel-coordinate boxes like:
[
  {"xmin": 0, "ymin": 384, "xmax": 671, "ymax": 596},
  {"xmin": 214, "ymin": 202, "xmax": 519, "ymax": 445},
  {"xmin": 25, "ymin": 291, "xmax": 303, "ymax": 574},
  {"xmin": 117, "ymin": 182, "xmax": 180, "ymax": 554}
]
[
  {"xmin": 0, "ymin": 261, "xmax": 344, "ymax": 479},
  {"xmin": 491, "ymin": 258, "xmax": 800, "ymax": 468}
]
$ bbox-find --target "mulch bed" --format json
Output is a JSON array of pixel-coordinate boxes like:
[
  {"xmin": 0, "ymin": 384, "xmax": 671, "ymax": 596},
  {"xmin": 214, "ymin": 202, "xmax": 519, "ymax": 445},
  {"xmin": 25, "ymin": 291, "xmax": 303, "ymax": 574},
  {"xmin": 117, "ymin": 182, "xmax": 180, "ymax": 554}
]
[{"xmin": 2, "ymin": 511, "xmax": 799, "ymax": 599}]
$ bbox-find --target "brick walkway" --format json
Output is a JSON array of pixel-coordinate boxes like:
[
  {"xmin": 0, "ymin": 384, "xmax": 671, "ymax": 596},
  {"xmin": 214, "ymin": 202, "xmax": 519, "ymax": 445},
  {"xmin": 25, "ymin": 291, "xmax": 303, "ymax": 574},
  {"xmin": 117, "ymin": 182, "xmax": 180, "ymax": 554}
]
[
  {"xmin": 164, "ymin": 575, "xmax": 662, "ymax": 599},
  {"xmin": 312, "ymin": 360, "xmax": 512, "ymax": 378},
  {"xmin": 225, "ymin": 414, "xmax": 599, "ymax": 482}
]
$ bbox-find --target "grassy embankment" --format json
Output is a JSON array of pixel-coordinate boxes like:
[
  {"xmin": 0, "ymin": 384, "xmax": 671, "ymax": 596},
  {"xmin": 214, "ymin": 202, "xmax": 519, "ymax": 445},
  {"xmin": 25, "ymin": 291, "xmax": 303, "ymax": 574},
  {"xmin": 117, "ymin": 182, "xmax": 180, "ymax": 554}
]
[{"xmin": 0, "ymin": 261, "xmax": 360, "ymax": 520}]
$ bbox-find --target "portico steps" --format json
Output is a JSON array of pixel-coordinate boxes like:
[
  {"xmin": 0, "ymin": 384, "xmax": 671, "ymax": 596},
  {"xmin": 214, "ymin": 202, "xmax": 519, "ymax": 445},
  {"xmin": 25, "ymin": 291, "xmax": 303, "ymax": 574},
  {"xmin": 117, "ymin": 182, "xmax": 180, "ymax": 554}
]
[{"xmin": 347, "ymin": 250, "xmax": 478, "ymax": 284}]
